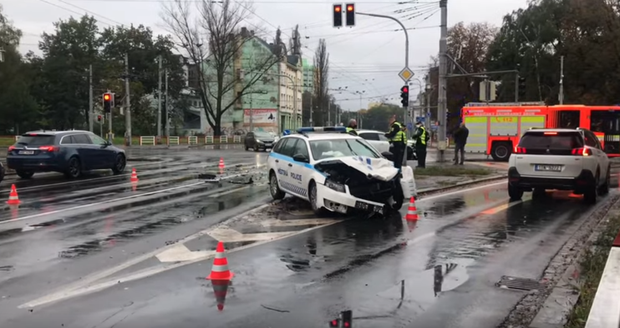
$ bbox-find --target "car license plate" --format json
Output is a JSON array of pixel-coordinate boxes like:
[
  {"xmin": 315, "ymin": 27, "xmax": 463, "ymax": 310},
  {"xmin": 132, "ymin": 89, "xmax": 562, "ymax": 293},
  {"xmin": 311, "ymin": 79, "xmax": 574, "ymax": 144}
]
[
  {"xmin": 535, "ymin": 164, "xmax": 562, "ymax": 172},
  {"xmin": 355, "ymin": 201, "xmax": 383, "ymax": 213},
  {"xmin": 19, "ymin": 150, "xmax": 34, "ymax": 155}
]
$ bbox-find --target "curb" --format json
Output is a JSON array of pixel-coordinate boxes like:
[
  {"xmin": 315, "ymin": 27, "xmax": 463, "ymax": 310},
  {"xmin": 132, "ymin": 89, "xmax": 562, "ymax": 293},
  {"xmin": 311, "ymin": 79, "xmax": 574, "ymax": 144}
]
[{"xmin": 416, "ymin": 174, "xmax": 507, "ymax": 198}]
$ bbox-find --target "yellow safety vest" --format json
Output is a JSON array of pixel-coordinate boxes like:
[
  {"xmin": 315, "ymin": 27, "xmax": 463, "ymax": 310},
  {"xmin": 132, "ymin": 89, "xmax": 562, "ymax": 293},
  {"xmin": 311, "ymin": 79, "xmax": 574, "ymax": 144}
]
[
  {"xmin": 391, "ymin": 122, "xmax": 406, "ymax": 144},
  {"xmin": 418, "ymin": 126, "xmax": 427, "ymax": 145},
  {"xmin": 346, "ymin": 127, "xmax": 357, "ymax": 135}
]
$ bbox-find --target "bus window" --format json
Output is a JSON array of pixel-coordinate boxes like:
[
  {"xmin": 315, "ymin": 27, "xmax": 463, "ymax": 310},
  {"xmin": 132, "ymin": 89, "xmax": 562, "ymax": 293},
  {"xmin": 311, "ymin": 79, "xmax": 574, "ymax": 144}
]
[
  {"xmin": 558, "ymin": 111, "xmax": 580, "ymax": 128},
  {"xmin": 590, "ymin": 111, "xmax": 605, "ymax": 132}
]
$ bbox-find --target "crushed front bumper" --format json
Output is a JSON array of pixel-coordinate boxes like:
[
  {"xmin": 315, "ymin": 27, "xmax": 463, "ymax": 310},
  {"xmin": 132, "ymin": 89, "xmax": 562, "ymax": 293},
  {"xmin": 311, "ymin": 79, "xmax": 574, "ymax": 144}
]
[{"xmin": 316, "ymin": 183, "xmax": 385, "ymax": 214}]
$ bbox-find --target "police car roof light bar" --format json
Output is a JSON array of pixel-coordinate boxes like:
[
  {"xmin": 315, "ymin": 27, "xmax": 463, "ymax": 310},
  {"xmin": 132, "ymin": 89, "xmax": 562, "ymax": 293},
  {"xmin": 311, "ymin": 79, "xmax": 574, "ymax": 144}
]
[{"xmin": 296, "ymin": 126, "xmax": 347, "ymax": 134}]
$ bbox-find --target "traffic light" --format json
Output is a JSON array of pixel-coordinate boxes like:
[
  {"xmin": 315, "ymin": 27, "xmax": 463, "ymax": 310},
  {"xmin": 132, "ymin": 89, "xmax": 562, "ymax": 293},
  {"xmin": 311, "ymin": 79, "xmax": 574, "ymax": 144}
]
[
  {"xmin": 329, "ymin": 319, "xmax": 339, "ymax": 327},
  {"xmin": 342, "ymin": 310, "xmax": 352, "ymax": 327},
  {"xmin": 97, "ymin": 115, "xmax": 102, "ymax": 122},
  {"xmin": 518, "ymin": 76, "xmax": 526, "ymax": 97},
  {"xmin": 400, "ymin": 85, "xmax": 409, "ymax": 108},
  {"xmin": 333, "ymin": 4, "xmax": 343, "ymax": 27},
  {"xmin": 103, "ymin": 93, "xmax": 113, "ymax": 113},
  {"xmin": 345, "ymin": 3, "xmax": 355, "ymax": 26}
]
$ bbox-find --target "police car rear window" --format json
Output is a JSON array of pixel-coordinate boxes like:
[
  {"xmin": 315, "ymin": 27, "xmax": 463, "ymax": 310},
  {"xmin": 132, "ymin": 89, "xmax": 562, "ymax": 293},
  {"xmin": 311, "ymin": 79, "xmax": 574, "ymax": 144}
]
[{"xmin": 15, "ymin": 135, "xmax": 56, "ymax": 146}]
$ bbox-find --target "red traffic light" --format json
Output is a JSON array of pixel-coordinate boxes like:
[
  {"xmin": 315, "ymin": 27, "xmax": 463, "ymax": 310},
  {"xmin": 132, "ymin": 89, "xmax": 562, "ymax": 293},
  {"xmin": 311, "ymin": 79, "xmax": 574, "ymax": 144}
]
[
  {"xmin": 103, "ymin": 93, "xmax": 111, "ymax": 101},
  {"xmin": 347, "ymin": 4, "xmax": 354, "ymax": 11},
  {"xmin": 401, "ymin": 86, "xmax": 408, "ymax": 93},
  {"xmin": 334, "ymin": 5, "xmax": 341, "ymax": 12}
]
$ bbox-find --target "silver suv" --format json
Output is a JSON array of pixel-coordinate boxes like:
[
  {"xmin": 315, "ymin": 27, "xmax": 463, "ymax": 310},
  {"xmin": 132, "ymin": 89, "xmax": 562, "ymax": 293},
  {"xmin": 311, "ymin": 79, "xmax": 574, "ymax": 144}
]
[{"xmin": 508, "ymin": 128, "xmax": 610, "ymax": 204}]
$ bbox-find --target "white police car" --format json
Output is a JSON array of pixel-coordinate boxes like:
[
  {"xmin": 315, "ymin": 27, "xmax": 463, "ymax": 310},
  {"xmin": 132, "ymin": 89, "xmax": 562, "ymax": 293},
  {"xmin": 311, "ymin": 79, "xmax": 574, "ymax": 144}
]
[{"xmin": 267, "ymin": 126, "xmax": 417, "ymax": 216}]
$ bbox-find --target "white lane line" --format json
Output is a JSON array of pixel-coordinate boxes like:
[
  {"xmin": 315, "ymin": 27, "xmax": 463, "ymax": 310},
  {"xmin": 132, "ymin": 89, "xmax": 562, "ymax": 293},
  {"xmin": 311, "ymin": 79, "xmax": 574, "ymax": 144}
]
[
  {"xmin": 1, "ymin": 181, "xmax": 205, "ymax": 225},
  {"xmin": 156, "ymin": 244, "xmax": 215, "ymax": 263},
  {"xmin": 19, "ymin": 219, "xmax": 339, "ymax": 309},
  {"xmin": 418, "ymin": 180, "xmax": 504, "ymax": 202},
  {"xmin": 261, "ymin": 219, "xmax": 338, "ymax": 227},
  {"xmin": 206, "ymin": 227, "xmax": 295, "ymax": 242}
]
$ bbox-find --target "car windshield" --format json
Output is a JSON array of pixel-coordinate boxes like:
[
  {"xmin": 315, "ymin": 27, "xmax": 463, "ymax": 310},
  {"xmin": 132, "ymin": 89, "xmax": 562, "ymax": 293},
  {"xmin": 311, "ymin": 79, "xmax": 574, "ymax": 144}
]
[
  {"xmin": 15, "ymin": 135, "xmax": 55, "ymax": 146},
  {"xmin": 254, "ymin": 132, "xmax": 272, "ymax": 139},
  {"xmin": 310, "ymin": 139, "xmax": 380, "ymax": 160}
]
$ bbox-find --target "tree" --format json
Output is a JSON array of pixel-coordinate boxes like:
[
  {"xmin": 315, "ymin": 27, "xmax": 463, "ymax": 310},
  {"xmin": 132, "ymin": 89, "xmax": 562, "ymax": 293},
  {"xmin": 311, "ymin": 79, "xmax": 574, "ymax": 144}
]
[
  {"xmin": 0, "ymin": 5, "xmax": 39, "ymax": 134},
  {"xmin": 313, "ymin": 39, "xmax": 329, "ymax": 125},
  {"xmin": 161, "ymin": 0, "xmax": 280, "ymax": 136},
  {"xmin": 360, "ymin": 103, "xmax": 404, "ymax": 131}
]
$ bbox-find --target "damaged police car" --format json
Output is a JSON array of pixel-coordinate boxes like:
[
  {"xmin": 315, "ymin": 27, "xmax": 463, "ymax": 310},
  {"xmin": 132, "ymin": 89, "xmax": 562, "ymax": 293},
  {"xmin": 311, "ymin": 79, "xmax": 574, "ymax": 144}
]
[{"xmin": 267, "ymin": 126, "xmax": 417, "ymax": 216}]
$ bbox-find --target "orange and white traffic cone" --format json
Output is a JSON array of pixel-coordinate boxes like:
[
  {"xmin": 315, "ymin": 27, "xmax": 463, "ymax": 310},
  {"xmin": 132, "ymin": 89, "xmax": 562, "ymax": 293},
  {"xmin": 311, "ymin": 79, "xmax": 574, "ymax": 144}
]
[
  {"xmin": 130, "ymin": 168, "xmax": 138, "ymax": 182},
  {"xmin": 404, "ymin": 197, "xmax": 419, "ymax": 221},
  {"xmin": 211, "ymin": 279, "xmax": 231, "ymax": 311},
  {"xmin": 207, "ymin": 241, "xmax": 234, "ymax": 281},
  {"xmin": 6, "ymin": 184, "xmax": 20, "ymax": 205}
]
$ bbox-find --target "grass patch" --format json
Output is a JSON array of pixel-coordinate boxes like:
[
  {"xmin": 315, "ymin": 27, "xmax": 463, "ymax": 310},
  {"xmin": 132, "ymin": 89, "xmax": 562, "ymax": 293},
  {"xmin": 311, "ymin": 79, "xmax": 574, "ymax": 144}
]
[
  {"xmin": 565, "ymin": 214, "xmax": 620, "ymax": 328},
  {"xmin": 414, "ymin": 165, "xmax": 493, "ymax": 177}
]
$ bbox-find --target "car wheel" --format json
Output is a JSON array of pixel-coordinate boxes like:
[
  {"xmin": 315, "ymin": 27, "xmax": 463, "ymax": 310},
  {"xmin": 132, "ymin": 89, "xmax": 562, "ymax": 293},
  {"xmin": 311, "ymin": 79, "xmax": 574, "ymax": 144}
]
[
  {"xmin": 16, "ymin": 170, "xmax": 34, "ymax": 179},
  {"xmin": 0, "ymin": 165, "xmax": 4, "ymax": 183},
  {"xmin": 64, "ymin": 157, "xmax": 82, "ymax": 179},
  {"xmin": 599, "ymin": 167, "xmax": 610, "ymax": 195},
  {"xmin": 112, "ymin": 154, "xmax": 126, "ymax": 175},
  {"xmin": 491, "ymin": 142, "xmax": 512, "ymax": 162},
  {"xmin": 308, "ymin": 181, "xmax": 328, "ymax": 216},
  {"xmin": 244, "ymin": 143, "xmax": 249, "ymax": 151},
  {"xmin": 269, "ymin": 171, "xmax": 285, "ymax": 200},
  {"xmin": 254, "ymin": 144, "xmax": 259, "ymax": 152},
  {"xmin": 584, "ymin": 175, "xmax": 599, "ymax": 204},
  {"xmin": 508, "ymin": 183, "xmax": 523, "ymax": 201}
]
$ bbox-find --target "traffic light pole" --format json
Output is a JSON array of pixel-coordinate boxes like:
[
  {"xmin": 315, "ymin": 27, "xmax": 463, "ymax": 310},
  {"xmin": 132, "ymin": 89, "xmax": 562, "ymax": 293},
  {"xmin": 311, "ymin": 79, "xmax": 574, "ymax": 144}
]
[
  {"xmin": 88, "ymin": 65, "xmax": 93, "ymax": 133},
  {"xmin": 356, "ymin": 11, "xmax": 410, "ymax": 168}
]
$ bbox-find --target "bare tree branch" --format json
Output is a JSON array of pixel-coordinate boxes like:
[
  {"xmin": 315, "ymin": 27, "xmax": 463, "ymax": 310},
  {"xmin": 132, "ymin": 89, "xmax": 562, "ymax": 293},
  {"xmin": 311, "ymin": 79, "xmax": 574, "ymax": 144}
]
[
  {"xmin": 161, "ymin": 0, "xmax": 279, "ymax": 135},
  {"xmin": 313, "ymin": 39, "xmax": 329, "ymax": 125}
]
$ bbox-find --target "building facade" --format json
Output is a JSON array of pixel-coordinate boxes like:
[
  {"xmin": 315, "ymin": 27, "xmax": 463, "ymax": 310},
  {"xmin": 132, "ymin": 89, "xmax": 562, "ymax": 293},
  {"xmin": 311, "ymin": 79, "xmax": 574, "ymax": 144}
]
[
  {"xmin": 278, "ymin": 56, "xmax": 303, "ymax": 132},
  {"xmin": 302, "ymin": 58, "xmax": 315, "ymax": 93}
]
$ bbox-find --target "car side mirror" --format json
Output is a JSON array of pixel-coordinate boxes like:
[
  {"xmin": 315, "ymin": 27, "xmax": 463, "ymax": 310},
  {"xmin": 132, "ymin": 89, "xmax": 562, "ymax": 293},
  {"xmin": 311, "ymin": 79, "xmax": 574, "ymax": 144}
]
[
  {"xmin": 381, "ymin": 151, "xmax": 394, "ymax": 161},
  {"xmin": 293, "ymin": 154, "xmax": 309, "ymax": 163}
]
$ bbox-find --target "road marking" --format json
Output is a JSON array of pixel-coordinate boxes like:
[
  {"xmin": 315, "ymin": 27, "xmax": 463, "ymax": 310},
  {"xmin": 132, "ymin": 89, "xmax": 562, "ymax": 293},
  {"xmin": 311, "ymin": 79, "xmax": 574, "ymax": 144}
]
[
  {"xmin": 207, "ymin": 184, "xmax": 253, "ymax": 197},
  {"xmin": 261, "ymin": 218, "xmax": 338, "ymax": 227},
  {"xmin": 2, "ymin": 181, "xmax": 206, "ymax": 225},
  {"xmin": 206, "ymin": 227, "xmax": 295, "ymax": 242},
  {"xmin": 418, "ymin": 180, "xmax": 504, "ymax": 202},
  {"xmin": 480, "ymin": 199, "xmax": 520, "ymax": 215},
  {"xmin": 155, "ymin": 244, "xmax": 215, "ymax": 263},
  {"xmin": 19, "ymin": 218, "xmax": 338, "ymax": 309}
]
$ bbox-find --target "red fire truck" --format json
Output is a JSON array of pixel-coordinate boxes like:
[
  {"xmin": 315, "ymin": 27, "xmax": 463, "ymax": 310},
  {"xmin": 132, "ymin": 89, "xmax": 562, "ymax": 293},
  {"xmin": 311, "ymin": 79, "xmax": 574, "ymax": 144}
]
[{"xmin": 461, "ymin": 102, "xmax": 547, "ymax": 161}]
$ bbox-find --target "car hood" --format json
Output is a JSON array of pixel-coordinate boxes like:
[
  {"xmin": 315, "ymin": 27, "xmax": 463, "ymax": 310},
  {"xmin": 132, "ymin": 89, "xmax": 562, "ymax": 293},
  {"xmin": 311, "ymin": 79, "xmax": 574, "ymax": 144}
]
[{"xmin": 314, "ymin": 156, "xmax": 399, "ymax": 181}]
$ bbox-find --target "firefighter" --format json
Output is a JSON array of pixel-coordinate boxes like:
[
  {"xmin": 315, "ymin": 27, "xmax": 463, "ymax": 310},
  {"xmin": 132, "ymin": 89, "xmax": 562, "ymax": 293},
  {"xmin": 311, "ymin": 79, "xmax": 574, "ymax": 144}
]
[
  {"xmin": 346, "ymin": 119, "xmax": 358, "ymax": 135},
  {"xmin": 412, "ymin": 121, "xmax": 428, "ymax": 168},
  {"xmin": 385, "ymin": 117, "xmax": 407, "ymax": 170}
]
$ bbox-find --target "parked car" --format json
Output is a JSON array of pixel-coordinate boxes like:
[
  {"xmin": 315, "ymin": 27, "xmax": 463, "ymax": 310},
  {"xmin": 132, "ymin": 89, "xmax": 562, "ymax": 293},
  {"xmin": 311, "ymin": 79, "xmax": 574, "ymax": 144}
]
[
  {"xmin": 508, "ymin": 128, "xmax": 610, "ymax": 204},
  {"xmin": 7, "ymin": 130, "xmax": 127, "ymax": 179},
  {"xmin": 267, "ymin": 126, "xmax": 417, "ymax": 216},
  {"xmin": 244, "ymin": 131, "xmax": 277, "ymax": 151},
  {"xmin": 357, "ymin": 130, "xmax": 390, "ymax": 153}
]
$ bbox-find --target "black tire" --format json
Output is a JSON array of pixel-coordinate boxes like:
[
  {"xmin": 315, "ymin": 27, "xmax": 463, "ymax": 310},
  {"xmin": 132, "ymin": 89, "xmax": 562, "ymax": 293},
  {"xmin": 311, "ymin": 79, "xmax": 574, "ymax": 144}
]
[
  {"xmin": 491, "ymin": 142, "xmax": 512, "ymax": 162},
  {"xmin": 269, "ymin": 171, "xmax": 285, "ymax": 200},
  {"xmin": 16, "ymin": 170, "xmax": 34, "ymax": 179},
  {"xmin": 244, "ymin": 143, "xmax": 249, "ymax": 151},
  {"xmin": 254, "ymin": 144, "xmax": 259, "ymax": 152},
  {"xmin": 508, "ymin": 183, "xmax": 523, "ymax": 201},
  {"xmin": 64, "ymin": 157, "xmax": 82, "ymax": 179},
  {"xmin": 308, "ymin": 181, "xmax": 328, "ymax": 216},
  {"xmin": 389, "ymin": 181, "xmax": 405, "ymax": 210},
  {"xmin": 599, "ymin": 166, "xmax": 610, "ymax": 195},
  {"xmin": 532, "ymin": 188, "xmax": 546, "ymax": 201},
  {"xmin": 0, "ymin": 164, "xmax": 4, "ymax": 183},
  {"xmin": 584, "ymin": 174, "xmax": 599, "ymax": 204},
  {"xmin": 112, "ymin": 154, "xmax": 126, "ymax": 175}
]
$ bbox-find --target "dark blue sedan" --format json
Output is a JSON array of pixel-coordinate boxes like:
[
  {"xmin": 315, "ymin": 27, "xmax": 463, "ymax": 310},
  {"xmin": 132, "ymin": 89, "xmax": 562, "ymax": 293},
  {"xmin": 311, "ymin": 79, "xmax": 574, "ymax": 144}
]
[{"xmin": 7, "ymin": 130, "xmax": 127, "ymax": 179}]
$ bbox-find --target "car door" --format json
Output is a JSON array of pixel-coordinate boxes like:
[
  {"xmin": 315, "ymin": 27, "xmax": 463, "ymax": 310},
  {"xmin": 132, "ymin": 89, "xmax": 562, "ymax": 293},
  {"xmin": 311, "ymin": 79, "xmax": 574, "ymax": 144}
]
[
  {"xmin": 87, "ymin": 133, "xmax": 115, "ymax": 169},
  {"xmin": 270, "ymin": 138, "xmax": 292, "ymax": 192},
  {"xmin": 71, "ymin": 133, "xmax": 98, "ymax": 170},
  {"xmin": 585, "ymin": 130, "xmax": 610, "ymax": 178},
  {"xmin": 289, "ymin": 138, "xmax": 312, "ymax": 199},
  {"xmin": 277, "ymin": 137, "xmax": 301, "ymax": 195},
  {"xmin": 245, "ymin": 132, "xmax": 254, "ymax": 148}
]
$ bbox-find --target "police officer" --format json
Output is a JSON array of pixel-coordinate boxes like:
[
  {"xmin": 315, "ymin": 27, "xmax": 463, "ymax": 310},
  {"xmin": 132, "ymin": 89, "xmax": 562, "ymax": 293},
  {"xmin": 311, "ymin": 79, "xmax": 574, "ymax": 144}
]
[
  {"xmin": 346, "ymin": 119, "xmax": 358, "ymax": 135},
  {"xmin": 412, "ymin": 121, "xmax": 428, "ymax": 168},
  {"xmin": 385, "ymin": 117, "xmax": 407, "ymax": 169}
]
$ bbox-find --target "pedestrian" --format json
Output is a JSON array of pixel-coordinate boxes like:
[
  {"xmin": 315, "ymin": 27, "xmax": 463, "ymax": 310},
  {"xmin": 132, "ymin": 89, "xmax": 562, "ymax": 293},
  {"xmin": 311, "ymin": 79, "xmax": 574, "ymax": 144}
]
[
  {"xmin": 346, "ymin": 119, "xmax": 358, "ymax": 135},
  {"xmin": 384, "ymin": 116, "xmax": 407, "ymax": 170},
  {"xmin": 412, "ymin": 122, "xmax": 428, "ymax": 168},
  {"xmin": 452, "ymin": 122, "xmax": 469, "ymax": 165}
]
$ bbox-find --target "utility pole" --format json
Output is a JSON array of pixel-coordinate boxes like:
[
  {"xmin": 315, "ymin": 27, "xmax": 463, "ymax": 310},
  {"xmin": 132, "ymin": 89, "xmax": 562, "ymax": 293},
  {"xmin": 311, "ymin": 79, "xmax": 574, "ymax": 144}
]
[
  {"xmin": 437, "ymin": 0, "xmax": 448, "ymax": 162},
  {"xmin": 157, "ymin": 55, "xmax": 163, "ymax": 138},
  {"xmin": 124, "ymin": 53, "xmax": 132, "ymax": 146},
  {"xmin": 309, "ymin": 96, "xmax": 313, "ymax": 127},
  {"xmin": 559, "ymin": 56, "xmax": 564, "ymax": 104},
  {"xmin": 276, "ymin": 63, "xmax": 281, "ymax": 134},
  {"xmin": 107, "ymin": 90, "xmax": 113, "ymax": 143},
  {"xmin": 165, "ymin": 69, "xmax": 170, "ymax": 139},
  {"xmin": 88, "ymin": 64, "xmax": 93, "ymax": 132},
  {"xmin": 250, "ymin": 87, "xmax": 254, "ymax": 131}
]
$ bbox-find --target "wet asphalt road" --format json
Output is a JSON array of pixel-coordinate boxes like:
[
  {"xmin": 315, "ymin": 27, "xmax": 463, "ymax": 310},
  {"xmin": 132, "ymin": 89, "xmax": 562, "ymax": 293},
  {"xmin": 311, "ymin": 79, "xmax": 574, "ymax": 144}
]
[{"xmin": 0, "ymin": 147, "xmax": 619, "ymax": 328}]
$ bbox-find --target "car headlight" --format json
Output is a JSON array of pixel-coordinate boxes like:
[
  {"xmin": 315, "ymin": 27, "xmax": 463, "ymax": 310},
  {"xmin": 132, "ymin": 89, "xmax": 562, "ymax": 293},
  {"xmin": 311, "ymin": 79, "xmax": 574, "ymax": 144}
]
[
  {"xmin": 274, "ymin": 136, "xmax": 280, "ymax": 142},
  {"xmin": 256, "ymin": 139, "xmax": 263, "ymax": 143},
  {"xmin": 325, "ymin": 180, "xmax": 345, "ymax": 193}
]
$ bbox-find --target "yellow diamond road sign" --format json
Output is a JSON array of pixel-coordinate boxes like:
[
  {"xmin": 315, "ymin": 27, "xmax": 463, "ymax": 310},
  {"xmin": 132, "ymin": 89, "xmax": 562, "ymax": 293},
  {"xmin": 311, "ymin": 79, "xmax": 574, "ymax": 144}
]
[{"xmin": 398, "ymin": 67, "xmax": 414, "ymax": 82}]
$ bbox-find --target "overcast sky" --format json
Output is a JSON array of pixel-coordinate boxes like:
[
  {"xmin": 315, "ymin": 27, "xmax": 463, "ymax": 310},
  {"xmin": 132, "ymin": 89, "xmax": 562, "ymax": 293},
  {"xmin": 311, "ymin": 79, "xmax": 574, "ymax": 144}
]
[{"xmin": 5, "ymin": 0, "xmax": 527, "ymax": 111}]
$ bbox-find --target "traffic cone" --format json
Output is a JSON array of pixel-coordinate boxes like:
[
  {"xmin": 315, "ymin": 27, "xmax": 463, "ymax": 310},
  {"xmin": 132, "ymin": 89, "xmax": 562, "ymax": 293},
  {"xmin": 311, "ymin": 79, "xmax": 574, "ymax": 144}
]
[
  {"xmin": 207, "ymin": 241, "xmax": 234, "ymax": 281},
  {"xmin": 404, "ymin": 197, "xmax": 419, "ymax": 221},
  {"xmin": 6, "ymin": 184, "xmax": 20, "ymax": 205},
  {"xmin": 211, "ymin": 279, "xmax": 231, "ymax": 311},
  {"xmin": 130, "ymin": 168, "xmax": 138, "ymax": 182}
]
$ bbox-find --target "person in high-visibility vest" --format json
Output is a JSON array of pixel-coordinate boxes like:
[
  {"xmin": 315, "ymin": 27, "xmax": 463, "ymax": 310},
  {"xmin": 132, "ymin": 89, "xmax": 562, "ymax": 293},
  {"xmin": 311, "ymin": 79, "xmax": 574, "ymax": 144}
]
[
  {"xmin": 384, "ymin": 117, "xmax": 407, "ymax": 169},
  {"xmin": 412, "ymin": 121, "xmax": 428, "ymax": 168},
  {"xmin": 346, "ymin": 119, "xmax": 358, "ymax": 135}
]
